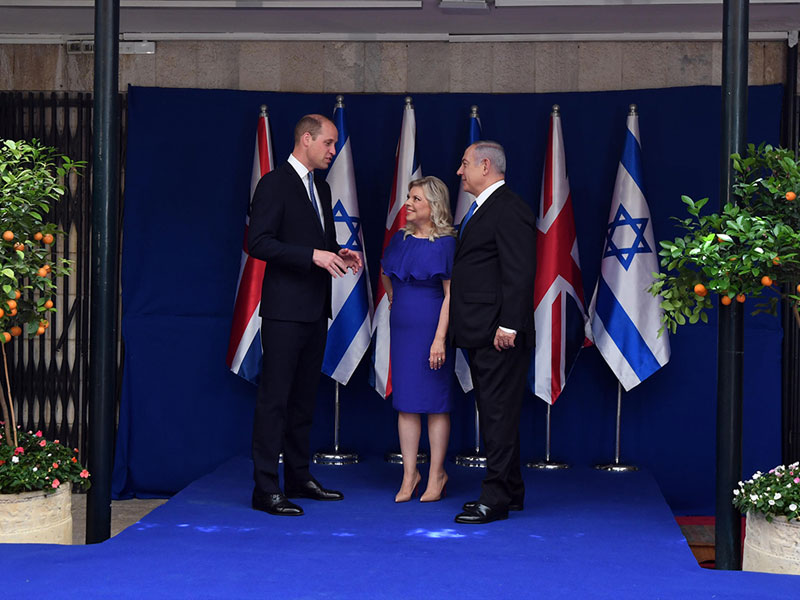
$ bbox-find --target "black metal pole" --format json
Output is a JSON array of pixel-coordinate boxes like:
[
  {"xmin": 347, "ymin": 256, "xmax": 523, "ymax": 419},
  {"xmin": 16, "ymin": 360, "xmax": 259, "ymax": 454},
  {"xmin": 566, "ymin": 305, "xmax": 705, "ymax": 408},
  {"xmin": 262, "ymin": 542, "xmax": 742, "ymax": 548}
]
[
  {"xmin": 86, "ymin": 0, "xmax": 120, "ymax": 544},
  {"xmin": 781, "ymin": 33, "xmax": 799, "ymax": 467},
  {"xmin": 715, "ymin": 0, "xmax": 748, "ymax": 571}
]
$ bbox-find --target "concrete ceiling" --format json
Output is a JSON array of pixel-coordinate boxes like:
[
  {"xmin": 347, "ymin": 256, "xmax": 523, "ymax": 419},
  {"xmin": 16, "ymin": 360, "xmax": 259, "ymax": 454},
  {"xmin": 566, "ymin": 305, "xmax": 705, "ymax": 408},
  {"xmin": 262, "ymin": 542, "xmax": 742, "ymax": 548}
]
[{"xmin": 0, "ymin": 1, "xmax": 798, "ymax": 40}]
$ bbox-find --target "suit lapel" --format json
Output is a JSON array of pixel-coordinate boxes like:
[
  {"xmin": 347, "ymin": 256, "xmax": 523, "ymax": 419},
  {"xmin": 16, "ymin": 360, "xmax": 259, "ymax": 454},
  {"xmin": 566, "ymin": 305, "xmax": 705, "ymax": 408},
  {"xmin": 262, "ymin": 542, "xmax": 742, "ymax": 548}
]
[{"xmin": 457, "ymin": 185, "xmax": 504, "ymax": 251}]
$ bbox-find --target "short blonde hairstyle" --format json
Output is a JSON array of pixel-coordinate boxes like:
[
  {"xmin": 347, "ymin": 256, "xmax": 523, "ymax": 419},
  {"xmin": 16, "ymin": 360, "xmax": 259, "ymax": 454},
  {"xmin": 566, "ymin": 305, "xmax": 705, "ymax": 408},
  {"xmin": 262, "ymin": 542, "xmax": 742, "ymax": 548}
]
[{"xmin": 403, "ymin": 176, "xmax": 456, "ymax": 241}]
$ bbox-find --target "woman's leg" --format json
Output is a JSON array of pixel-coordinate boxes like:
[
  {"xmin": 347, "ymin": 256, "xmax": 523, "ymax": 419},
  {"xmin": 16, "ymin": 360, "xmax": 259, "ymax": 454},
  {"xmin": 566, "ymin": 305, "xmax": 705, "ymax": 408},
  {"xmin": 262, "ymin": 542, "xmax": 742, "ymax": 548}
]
[
  {"xmin": 396, "ymin": 411, "xmax": 422, "ymax": 502},
  {"xmin": 421, "ymin": 412, "xmax": 450, "ymax": 501}
]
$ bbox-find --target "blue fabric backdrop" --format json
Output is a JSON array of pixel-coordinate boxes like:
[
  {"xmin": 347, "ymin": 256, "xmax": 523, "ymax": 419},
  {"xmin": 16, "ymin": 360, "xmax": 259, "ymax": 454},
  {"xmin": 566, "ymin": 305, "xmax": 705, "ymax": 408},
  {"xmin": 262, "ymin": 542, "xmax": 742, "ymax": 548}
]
[{"xmin": 113, "ymin": 84, "xmax": 784, "ymax": 514}]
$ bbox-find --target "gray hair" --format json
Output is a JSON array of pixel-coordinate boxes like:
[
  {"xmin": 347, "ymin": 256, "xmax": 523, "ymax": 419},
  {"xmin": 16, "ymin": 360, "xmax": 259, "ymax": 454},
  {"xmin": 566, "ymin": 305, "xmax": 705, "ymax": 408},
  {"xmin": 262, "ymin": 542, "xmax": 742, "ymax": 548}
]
[
  {"xmin": 403, "ymin": 176, "xmax": 456, "ymax": 241},
  {"xmin": 472, "ymin": 140, "xmax": 506, "ymax": 175}
]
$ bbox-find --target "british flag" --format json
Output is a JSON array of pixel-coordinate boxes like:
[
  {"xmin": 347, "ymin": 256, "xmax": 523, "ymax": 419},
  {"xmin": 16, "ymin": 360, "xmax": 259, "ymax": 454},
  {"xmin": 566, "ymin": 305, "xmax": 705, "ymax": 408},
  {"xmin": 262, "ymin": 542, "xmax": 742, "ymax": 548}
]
[
  {"xmin": 371, "ymin": 97, "xmax": 421, "ymax": 399},
  {"xmin": 532, "ymin": 105, "xmax": 591, "ymax": 405},
  {"xmin": 226, "ymin": 106, "xmax": 273, "ymax": 384}
]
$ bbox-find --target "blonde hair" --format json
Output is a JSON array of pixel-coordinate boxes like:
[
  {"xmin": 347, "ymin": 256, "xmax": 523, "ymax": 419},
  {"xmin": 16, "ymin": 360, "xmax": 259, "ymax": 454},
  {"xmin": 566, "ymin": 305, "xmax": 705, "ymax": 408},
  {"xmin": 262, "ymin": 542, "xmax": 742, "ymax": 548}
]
[{"xmin": 402, "ymin": 176, "xmax": 456, "ymax": 241}]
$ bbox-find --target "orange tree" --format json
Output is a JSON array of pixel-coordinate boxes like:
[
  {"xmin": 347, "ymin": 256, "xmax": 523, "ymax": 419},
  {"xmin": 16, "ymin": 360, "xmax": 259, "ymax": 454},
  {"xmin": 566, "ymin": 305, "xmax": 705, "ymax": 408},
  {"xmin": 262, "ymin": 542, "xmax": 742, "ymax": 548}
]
[
  {"xmin": 649, "ymin": 143, "xmax": 800, "ymax": 334},
  {"xmin": 0, "ymin": 138, "xmax": 82, "ymax": 447}
]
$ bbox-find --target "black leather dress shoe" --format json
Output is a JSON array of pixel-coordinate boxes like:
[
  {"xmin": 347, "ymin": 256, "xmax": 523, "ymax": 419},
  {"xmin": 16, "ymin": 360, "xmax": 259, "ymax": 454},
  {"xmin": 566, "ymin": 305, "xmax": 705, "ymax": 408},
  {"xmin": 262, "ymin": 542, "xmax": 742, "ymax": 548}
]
[
  {"xmin": 462, "ymin": 499, "xmax": 523, "ymax": 512},
  {"xmin": 252, "ymin": 491, "xmax": 304, "ymax": 516},
  {"xmin": 454, "ymin": 503, "xmax": 508, "ymax": 524},
  {"xmin": 285, "ymin": 479, "xmax": 344, "ymax": 501}
]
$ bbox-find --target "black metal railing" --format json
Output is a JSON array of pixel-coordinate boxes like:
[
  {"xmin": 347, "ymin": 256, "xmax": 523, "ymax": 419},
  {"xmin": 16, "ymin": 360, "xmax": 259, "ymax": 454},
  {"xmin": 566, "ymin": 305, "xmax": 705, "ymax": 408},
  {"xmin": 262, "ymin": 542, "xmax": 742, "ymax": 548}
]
[{"xmin": 0, "ymin": 91, "xmax": 125, "ymax": 466}]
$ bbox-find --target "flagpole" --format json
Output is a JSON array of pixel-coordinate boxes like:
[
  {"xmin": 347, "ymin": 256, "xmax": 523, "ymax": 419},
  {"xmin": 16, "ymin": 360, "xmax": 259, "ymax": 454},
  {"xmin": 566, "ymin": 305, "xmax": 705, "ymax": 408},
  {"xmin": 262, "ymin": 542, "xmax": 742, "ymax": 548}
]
[
  {"xmin": 595, "ymin": 382, "xmax": 638, "ymax": 472},
  {"xmin": 527, "ymin": 404, "xmax": 569, "ymax": 470},
  {"xmin": 455, "ymin": 398, "xmax": 487, "ymax": 467},
  {"xmin": 314, "ymin": 382, "xmax": 359, "ymax": 465}
]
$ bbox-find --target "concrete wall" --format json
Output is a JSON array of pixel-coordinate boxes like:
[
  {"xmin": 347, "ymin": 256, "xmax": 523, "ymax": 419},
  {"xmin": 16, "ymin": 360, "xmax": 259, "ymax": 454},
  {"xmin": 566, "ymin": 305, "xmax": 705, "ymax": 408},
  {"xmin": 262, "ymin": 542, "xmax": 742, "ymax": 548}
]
[{"xmin": 0, "ymin": 40, "xmax": 793, "ymax": 94}]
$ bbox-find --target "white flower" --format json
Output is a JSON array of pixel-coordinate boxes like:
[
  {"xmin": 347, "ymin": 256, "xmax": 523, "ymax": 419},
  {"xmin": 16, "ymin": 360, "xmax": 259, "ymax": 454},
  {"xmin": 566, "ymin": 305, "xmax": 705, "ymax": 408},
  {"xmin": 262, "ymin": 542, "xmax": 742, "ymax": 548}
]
[
  {"xmin": 769, "ymin": 500, "xmax": 776, "ymax": 506},
  {"xmin": 11, "ymin": 456, "xmax": 19, "ymax": 463},
  {"xmin": 775, "ymin": 493, "xmax": 782, "ymax": 500},
  {"xmin": 32, "ymin": 467, "xmax": 37, "ymax": 472},
  {"xmin": 790, "ymin": 504, "xmax": 798, "ymax": 511},
  {"xmin": 733, "ymin": 489, "xmax": 740, "ymax": 496},
  {"xmin": 751, "ymin": 494, "xmax": 759, "ymax": 502},
  {"xmin": 753, "ymin": 473, "xmax": 761, "ymax": 479}
]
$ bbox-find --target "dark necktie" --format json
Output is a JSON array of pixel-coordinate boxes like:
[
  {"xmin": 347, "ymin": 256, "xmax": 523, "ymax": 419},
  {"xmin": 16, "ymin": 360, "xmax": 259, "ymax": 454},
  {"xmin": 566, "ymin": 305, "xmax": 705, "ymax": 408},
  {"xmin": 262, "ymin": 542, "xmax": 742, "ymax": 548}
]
[{"xmin": 307, "ymin": 172, "xmax": 323, "ymax": 228}]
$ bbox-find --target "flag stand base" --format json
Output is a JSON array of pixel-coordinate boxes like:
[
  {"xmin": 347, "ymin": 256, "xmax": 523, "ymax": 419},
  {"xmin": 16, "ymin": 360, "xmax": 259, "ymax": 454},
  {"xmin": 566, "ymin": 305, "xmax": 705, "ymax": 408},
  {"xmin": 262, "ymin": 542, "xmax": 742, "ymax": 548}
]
[
  {"xmin": 526, "ymin": 459, "xmax": 569, "ymax": 470},
  {"xmin": 313, "ymin": 449, "xmax": 359, "ymax": 466},
  {"xmin": 455, "ymin": 452, "xmax": 487, "ymax": 468},
  {"xmin": 594, "ymin": 462, "xmax": 638, "ymax": 472},
  {"xmin": 384, "ymin": 450, "xmax": 428, "ymax": 465}
]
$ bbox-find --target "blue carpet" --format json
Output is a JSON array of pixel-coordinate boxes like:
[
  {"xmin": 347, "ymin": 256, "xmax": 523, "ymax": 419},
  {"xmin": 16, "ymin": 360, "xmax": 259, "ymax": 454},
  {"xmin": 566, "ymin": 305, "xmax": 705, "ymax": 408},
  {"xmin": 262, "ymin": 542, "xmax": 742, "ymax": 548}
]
[{"xmin": 2, "ymin": 457, "xmax": 796, "ymax": 598}]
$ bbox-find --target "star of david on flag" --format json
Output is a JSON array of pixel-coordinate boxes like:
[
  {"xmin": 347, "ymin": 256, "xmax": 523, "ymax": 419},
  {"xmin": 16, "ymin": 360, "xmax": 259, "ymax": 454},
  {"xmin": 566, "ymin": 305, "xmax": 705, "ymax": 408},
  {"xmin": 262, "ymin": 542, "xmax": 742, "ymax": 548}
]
[
  {"xmin": 604, "ymin": 204, "xmax": 652, "ymax": 271},
  {"xmin": 587, "ymin": 106, "xmax": 670, "ymax": 391},
  {"xmin": 322, "ymin": 97, "xmax": 373, "ymax": 386}
]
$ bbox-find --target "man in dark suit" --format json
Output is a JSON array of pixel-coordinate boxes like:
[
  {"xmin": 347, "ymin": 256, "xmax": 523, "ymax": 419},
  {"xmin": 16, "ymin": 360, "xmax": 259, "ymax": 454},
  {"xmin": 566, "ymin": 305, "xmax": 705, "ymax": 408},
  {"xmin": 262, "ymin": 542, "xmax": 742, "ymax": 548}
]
[
  {"xmin": 450, "ymin": 141, "xmax": 537, "ymax": 524},
  {"xmin": 247, "ymin": 114, "xmax": 361, "ymax": 516}
]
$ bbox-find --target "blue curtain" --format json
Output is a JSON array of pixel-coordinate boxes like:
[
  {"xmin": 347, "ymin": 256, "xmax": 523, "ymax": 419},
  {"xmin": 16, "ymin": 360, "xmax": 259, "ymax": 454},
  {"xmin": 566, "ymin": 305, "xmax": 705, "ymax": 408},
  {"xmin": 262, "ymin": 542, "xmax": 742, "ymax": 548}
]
[{"xmin": 113, "ymin": 84, "xmax": 783, "ymax": 513}]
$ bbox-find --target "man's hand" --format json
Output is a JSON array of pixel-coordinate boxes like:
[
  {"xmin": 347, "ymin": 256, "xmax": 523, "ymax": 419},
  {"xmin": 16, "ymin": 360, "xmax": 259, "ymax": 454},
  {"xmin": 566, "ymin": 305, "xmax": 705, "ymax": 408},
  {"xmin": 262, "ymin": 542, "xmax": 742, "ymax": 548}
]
[
  {"xmin": 338, "ymin": 248, "xmax": 362, "ymax": 274},
  {"xmin": 493, "ymin": 328, "xmax": 516, "ymax": 352},
  {"xmin": 313, "ymin": 249, "xmax": 349, "ymax": 278}
]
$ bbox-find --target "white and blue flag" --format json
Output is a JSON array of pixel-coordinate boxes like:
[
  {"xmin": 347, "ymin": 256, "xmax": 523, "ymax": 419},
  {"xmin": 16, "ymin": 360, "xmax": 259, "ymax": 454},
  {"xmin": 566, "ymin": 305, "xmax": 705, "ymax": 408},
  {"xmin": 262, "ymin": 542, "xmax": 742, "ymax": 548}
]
[
  {"xmin": 587, "ymin": 106, "xmax": 670, "ymax": 391},
  {"xmin": 452, "ymin": 105, "xmax": 482, "ymax": 393},
  {"xmin": 322, "ymin": 97, "xmax": 373, "ymax": 385}
]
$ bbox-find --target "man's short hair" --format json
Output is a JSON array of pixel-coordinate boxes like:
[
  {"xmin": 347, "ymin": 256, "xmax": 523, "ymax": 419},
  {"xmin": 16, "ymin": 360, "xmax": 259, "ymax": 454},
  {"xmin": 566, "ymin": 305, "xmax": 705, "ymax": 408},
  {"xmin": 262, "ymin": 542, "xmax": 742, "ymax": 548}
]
[
  {"xmin": 472, "ymin": 140, "xmax": 506, "ymax": 175},
  {"xmin": 294, "ymin": 115, "xmax": 328, "ymax": 145}
]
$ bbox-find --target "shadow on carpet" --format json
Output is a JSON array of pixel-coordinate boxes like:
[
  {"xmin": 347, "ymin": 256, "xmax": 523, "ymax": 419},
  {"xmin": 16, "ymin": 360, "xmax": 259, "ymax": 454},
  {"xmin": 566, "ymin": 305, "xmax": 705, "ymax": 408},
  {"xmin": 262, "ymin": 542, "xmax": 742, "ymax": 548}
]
[{"xmin": 1, "ymin": 456, "xmax": 796, "ymax": 598}]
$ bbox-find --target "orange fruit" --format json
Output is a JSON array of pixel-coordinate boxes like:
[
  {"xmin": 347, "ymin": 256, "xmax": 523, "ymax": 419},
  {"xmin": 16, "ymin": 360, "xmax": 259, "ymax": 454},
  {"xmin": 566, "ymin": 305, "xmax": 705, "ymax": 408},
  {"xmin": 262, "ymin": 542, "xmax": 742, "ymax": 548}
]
[
  {"xmin": 721, "ymin": 295, "xmax": 732, "ymax": 306},
  {"xmin": 761, "ymin": 276, "xmax": 773, "ymax": 286},
  {"xmin": 694, "ymin": 283, "xmax": 708, "ymax": 297},
  {"xmin": 13, "ymin": 242, "xmax": 24, "ymax": 252},
  {"xmin": 787, "ymin": 191, "xmax": 797, "ymax": 201},
  {"xmin": 36, "ymin": 326, "xmax": 45, "ymax": 336},
  {"xmin": 40, "ymin": 320, "xmax": 49, "ymax": 329},
  {"xmin": 44, "ymin": 300, "xmax": 54, "ymax": 309},
  {"xmin": 773, "ymin": 257, "xmax": 781, "ymax": 265},
  {"xmin": 736, "ymin": 293, "xmax": 746, "ymax": 303},
  {"xmin": 2, "ymin": 231, "xmax": 13, "ymax": 241},
  {"xmin": 797, "ymin": 283, "xmax": 800, "ymax": 294},
  {"xmin": 0, "ymin": 308, "xmax": 4, "ymax": 318},
  {"xmin": 1, "ymin": 332, "xmax": 9, "ymax": 343},
  {"xmin": 9, "ymin": 326, "xmax": 21, "ymax": 337},
  {"xmin": 43, "ymin": 264, "xmax": 51, "ymax": 273},
  {"xmin": 42, "ymin": 234, "xmax": 54, "ymax": 245},
  {"xmin": 14, "ymin": 290, "xmax": 20, "ymax": 299},
  {"xmin": 37, "ymin": 267, "xmax": 48, "ymax": 277},
  {"xmin": 9, "ymin": 308, "xmax": 16, "ymax": 316},
  {"xmin": 33, "ymin": 232, "xmax": 43, "ymax": 241},
  {"xmin": 6, "ymin": 299, "xmax": 16, "ymax": 310}
]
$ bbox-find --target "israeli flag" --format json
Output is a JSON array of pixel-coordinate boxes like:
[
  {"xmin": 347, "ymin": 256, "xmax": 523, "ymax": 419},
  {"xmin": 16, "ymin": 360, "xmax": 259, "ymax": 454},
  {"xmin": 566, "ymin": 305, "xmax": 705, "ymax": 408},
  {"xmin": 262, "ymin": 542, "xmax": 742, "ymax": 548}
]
[
  {"xmin": 452, "ymin": 106, "xmax": 482, "ymax": 393},
  {"xmin": 322, "ymin": 97, "xmax": 373, "ymax": 385},
  {"xmin": 587, "ymin": 106, "xmax": 670, "ymax": 391}
]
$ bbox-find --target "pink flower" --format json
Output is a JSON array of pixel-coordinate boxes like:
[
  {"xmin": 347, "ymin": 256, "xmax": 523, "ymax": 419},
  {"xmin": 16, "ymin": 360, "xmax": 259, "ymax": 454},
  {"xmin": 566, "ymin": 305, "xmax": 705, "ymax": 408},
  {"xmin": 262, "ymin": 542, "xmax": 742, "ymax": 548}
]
[
  {"xmin": 39, "ymin": 440, "xmax": 46, "ymax": 447},
  {"xmin": 13, "ymin": 447, "xmax": 24, "ymax": 455},
  {"xmin": 53, "ymin": 439, "xmax": 59, "ymax": 444},
  {"xmin": 35, "ymin": 430, "xmax": 43, "ymax": 437},
  {"xmin": 795, "ymin": 477, "xmax": 800, "ymax": 484},
  {"xmin": 51, "ymin": 479, "xmax": 60, "ymax": 489},
  {"xmin": 79, "ymin": 470, "xmax": 89, "ymax": 479},
  {"xmin": 52, "ymin": 462, "xmax": 59, "ymax": 469}
]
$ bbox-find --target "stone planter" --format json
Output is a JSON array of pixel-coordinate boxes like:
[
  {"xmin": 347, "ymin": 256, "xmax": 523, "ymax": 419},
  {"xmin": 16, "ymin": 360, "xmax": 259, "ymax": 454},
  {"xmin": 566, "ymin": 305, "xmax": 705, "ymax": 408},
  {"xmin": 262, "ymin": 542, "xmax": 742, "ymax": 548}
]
[
  {"xmin": 743, "ymin": 510, "xmax": 800, "ymax": 575},
  {"xmin": 0, "ymin": 482, "xmax": 72, "ymax": 544}
]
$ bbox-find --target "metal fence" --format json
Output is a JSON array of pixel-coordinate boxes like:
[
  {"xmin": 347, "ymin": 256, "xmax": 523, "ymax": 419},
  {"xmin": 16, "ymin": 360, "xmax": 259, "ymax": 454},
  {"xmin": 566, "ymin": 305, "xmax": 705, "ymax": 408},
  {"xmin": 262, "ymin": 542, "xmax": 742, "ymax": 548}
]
[{"xmin": 0, "ymin": 91, "xmax": 125, "ymax": 464}]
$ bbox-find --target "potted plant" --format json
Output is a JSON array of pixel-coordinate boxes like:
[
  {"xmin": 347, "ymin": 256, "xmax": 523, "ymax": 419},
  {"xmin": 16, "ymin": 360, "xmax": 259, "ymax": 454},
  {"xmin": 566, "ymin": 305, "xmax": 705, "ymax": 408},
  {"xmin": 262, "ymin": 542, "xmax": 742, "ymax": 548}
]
[
  {"xmin": 733, "ymin": 464, "xmax": 800, "ymax": 574},
  {"xmin": 0, "ymin": 138, "xmax": 89, "ymax": 544}
]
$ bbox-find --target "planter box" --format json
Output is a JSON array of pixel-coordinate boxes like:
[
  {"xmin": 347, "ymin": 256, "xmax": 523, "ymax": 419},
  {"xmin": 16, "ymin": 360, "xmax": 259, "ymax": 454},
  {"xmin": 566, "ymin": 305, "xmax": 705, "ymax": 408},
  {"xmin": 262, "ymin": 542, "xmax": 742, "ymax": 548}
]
[
  {"xmin": 0, "ymin": 482, "xmax": 72, "ymax": 544},
  {"xmin": 743, "ymin": 510, "xmax": 800, "ymax": 575}
]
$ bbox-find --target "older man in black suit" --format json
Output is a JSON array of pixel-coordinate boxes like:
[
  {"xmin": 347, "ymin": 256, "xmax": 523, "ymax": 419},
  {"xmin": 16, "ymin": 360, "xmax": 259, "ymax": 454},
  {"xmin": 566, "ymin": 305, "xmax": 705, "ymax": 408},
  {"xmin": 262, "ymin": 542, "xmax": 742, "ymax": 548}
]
[
  {"xmin": 247, "ymin": 114, "xmax": 361, "ymax": 516},
  {"xmin": 450, "ymin": 141, "xmax": 537, "ymax": 524}
]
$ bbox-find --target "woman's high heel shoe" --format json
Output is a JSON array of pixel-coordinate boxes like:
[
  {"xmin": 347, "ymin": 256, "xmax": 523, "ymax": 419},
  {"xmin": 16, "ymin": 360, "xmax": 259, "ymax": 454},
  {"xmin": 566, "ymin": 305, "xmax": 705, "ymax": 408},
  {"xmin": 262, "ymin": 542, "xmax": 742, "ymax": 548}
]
[
  {"xmin": 395, "ymin": 472, "xmax": 421, "ymax": 503},
  {"xmin": 420, "ymin": 474, "xmax": 448, "ymax": 502}
]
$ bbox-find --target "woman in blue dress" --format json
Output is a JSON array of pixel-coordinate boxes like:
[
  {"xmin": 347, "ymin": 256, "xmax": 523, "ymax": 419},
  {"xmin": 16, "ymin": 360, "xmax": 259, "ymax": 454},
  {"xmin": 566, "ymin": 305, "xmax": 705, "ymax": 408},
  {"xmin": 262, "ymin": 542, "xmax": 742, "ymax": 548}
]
[{"xmin": 380, "ymin": 176, "xmax": 456, "ymax": 503}]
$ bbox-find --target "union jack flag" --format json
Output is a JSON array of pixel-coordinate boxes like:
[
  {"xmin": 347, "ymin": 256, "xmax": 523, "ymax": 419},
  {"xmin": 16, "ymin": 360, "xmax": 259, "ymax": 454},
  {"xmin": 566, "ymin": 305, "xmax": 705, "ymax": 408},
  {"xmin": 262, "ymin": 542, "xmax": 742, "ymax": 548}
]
[
  {"xmin": 532, "ymin": 106, "xmax": 591, "ymax": 405},
  {"xmin": 372, "ymin": 97, "xmax": 421, "ymax": 399},
  {"xmin": 226, "ymin": 106, "xmax": 273, "ymax": 384}
]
